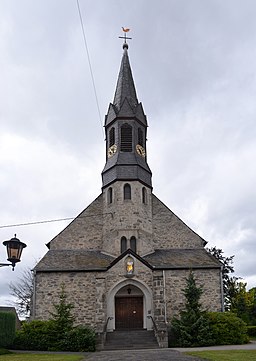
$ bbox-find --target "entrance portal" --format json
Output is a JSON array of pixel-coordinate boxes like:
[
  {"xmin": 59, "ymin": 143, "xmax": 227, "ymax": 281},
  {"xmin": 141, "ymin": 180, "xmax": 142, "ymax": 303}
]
[{"xmin": 115, "ymin": 285, "xmax": 143, "ymax": 329}]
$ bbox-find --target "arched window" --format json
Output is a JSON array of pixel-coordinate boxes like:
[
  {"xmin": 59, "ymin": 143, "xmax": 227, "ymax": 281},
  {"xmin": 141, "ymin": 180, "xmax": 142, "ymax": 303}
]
[
  {"xmin": 109, "ymin": 127, "xmax": 115, "ymax": 147},
  {"xmin": 108, "ymin": 187, "xmax": 113, "ymax": 204},
  {"xmin": 138, "ymin": 128, "xmax": 144, "ymax": 146},
  {"xmin": 124, "ymin": 184, "xmax": 131, "ymax": 200},
  {"xmin": 142, "ymin": 187, "xmax": 147, "ymax": 204},
  {"xmin": 121, "ymin": 124, "xmax": 132, "ymax": 152},
  {"xmin": 130, "ymin": 236, "xmax": 137, "ymax": 253},
  {"xmin": 121, "ymin": 237, "xmax": 127, "ymax": 253}
]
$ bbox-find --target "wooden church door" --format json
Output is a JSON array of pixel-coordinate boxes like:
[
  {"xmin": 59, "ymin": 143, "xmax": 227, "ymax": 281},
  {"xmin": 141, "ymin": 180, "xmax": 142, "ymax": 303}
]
[{"xmin": 115, "ymin": 296, "xmax": 143, "ymax": 329}]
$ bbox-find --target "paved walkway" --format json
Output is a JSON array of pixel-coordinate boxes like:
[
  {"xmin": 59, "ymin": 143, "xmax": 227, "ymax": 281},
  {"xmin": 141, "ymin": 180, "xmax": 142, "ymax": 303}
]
[
  {"xmin": 11, "ymin": 341, "xmax": 256, "ymax": 360},
  {"xmin": 84, "ymin": 342, "xmax": 256, "ymax": 361}
]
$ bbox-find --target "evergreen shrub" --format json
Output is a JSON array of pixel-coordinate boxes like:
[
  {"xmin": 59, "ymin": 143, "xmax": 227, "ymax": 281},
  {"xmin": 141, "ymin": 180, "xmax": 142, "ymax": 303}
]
[
  {"xmin": 13, "ymin": 285, "xmax": 95, "ymax": 351},
  {"xmin": 0, "ymin": 312, "xmax": 16, "ymax": 348},
  {"xmin": 58, "ymin": 326, "xmax": 96, "ymax": 352},
  {"xmin": 207, "ymin": 312, "xmax": 249, "ymax": 345},
  {"xmin": 169, "ymin": 272, "xmax": 214, "ymax": 347},
  {"xmin": 0, "ymin": 349, "xmax": 12, "ymax": 355},
  {"xmin": 12, "ymin": 320, "xmax": 96, "ymax": 351},
  {"xmin": 247, "ymin": 325, "xmax": 256, "ymax": 337},
  {"xmin": 12, "ymin": 320, "xmax": 54, "ymax": 350}
]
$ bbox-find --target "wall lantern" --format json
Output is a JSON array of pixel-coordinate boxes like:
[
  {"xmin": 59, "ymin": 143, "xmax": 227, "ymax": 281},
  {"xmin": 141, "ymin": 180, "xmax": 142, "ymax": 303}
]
[{"xmin": 1, "ymin": 234, "xmax": 27, "ymax": 271}]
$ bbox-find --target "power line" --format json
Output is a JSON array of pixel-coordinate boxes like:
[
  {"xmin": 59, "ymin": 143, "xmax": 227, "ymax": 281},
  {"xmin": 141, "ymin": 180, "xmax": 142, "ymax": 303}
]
[
  {"xmin": 0, "ymin": 213, "xmax": 113, "ymax": 230},
  {"xmin": 76, "ymin": 0, "xmax": 104, "ymax": 138}
]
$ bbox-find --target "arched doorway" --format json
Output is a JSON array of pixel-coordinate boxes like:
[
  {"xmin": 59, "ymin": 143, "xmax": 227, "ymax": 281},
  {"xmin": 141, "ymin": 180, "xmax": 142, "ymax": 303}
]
[
  {"xmin": 106, "ymin": 278, "xmax": 153, "ymax": 331},
  {"xmin": 115, "ymin": 285, "xmax": 143, "ymax": 329}
]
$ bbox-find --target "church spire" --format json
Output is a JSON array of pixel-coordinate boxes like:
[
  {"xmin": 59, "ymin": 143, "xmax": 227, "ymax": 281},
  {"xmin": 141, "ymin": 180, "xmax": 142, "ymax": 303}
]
[
  {"xmin": 102, "ymin": 41, "xmax": 152, "ymax": 189},
  {"xmin": 112, "ymin": 44, "xmax": 138, "ymax": 113}
]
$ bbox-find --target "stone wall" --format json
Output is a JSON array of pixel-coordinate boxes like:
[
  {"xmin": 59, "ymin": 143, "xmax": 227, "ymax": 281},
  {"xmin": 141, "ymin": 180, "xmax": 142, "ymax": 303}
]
[
  {"xmin": 164, "ymin": 268, "xmax": 223, "ymax": 321},
  {"xmin": 152, "ymin": 195, "xmax": 205, "ymax": 249},
  {"xmin": 34, "ymin": 271, "xmax": 99, "ymax": 327},
  {"xmin": 102, "ymin": 181, "xmax": 154, "ymax": 256},
  {"xmin": 49, "ymin": 194, "xmax": 103, "ymax": 251}
]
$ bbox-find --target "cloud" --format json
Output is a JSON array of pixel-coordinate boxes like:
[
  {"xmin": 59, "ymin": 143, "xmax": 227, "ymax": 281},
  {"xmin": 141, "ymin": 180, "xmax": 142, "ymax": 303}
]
[{"xmin": 0, "ymin": 0, "xmax": 256, "ymax": 306}]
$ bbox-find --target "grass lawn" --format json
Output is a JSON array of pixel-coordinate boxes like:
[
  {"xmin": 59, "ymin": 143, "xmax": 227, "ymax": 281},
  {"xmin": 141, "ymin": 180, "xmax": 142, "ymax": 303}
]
[
  {"xmin": 186, "ymin": 350, "xmax": 256, "ymax": 361},
  {"xmin": 0, "ymin": 354, "xmax": 84, "ymax": 361}
]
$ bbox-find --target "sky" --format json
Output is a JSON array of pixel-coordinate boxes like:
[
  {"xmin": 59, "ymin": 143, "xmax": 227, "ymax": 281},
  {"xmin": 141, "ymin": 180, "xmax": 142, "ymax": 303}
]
[{"xmin": 0, "ymin": 0, "xmax": 256, "ymax": 308}]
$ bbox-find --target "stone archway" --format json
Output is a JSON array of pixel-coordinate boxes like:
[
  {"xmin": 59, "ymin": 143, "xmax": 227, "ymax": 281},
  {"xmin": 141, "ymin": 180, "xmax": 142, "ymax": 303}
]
[
  {"xmin": 106, "ymin": 278, "xmax": 153, "ymax": 331},
  {"xmin": 115, "ymin": 284, "xmax": 143, "ymax": 329}
]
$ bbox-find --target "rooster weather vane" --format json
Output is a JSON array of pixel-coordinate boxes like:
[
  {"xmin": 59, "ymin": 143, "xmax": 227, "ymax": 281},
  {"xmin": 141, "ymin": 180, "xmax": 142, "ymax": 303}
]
[{"xmin": 119, "ymin": 27, "xmax": 132, "ymax": 45}]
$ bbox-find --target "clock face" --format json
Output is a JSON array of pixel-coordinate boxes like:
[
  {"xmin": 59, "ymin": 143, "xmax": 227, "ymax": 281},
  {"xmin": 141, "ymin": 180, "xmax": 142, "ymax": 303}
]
[
  {"xmin": 108, "ymin": 144, "xmax": 117, "ymax": 158},
  {"xmin": 136, "ymin": 144, "xmax": 146, "ymax": 157}
]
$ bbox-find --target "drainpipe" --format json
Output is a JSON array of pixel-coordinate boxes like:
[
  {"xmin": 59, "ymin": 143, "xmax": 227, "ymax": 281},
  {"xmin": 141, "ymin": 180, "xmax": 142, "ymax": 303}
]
[
  {"xmin": 31, "ymin": 269, "xmax": 36, "ymax": 319},
  {"xmin": 163, "ymin": 270, "xmax": 167, "ymax": 324},
  {"xmin": 220, "ymin": 266, "xmax": 225, "ymax": 312}
]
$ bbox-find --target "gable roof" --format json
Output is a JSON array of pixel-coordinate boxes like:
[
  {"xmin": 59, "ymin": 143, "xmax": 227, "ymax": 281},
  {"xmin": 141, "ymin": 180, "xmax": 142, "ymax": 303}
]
[
  {"xmin": 35, "ymin": 247, "xmax": 220, "ymax": 273},
  {"xmin": 34, "ymin": 250, "xmax": 115, "ymax": 272},
  {"xmin": 108, "ymin": 248, "xmax": 153, "ymax": 271},
  {"xmin": 143, "ymin": 249, "xmax": 221, "ymax": 269}
]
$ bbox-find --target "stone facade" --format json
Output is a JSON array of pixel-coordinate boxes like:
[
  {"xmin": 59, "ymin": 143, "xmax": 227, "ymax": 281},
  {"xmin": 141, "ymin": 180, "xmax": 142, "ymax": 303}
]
[{"xmin": 33, "ymin": 43, "xmax": 223, "ymax": 349}]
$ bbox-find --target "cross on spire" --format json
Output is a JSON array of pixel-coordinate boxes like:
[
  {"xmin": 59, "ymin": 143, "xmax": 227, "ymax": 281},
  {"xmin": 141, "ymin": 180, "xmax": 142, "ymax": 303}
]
[{"xmin": 119, "ymin": 27, "xmax": 132, "ymax": 48}]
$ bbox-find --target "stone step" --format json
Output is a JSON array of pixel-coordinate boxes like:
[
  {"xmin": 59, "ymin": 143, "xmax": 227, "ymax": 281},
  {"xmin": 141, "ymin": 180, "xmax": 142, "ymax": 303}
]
[{"xmin": 104, "ymin": 329, "xmax": 159, "ymax": 350}]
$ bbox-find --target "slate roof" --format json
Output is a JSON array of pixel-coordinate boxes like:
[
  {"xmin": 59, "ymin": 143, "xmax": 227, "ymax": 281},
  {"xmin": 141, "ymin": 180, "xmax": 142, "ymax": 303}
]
[
  {"xmin": 35, "ymin": 248, "xmax": 220, "ymax": 272},
  {"xmin": 113, "ymin": 46, "xmax": 138, "ymax": 113},
  {"xmin": 143, "ymin": 249, "xmax": 221, "ymax": 269},
  {"xmin": 35, "ymin": 250, "xmax": 115, "ymax": 272},
  {"xmin": 105, "ymin": 45, "xmax": 147, "ymax": 126}
]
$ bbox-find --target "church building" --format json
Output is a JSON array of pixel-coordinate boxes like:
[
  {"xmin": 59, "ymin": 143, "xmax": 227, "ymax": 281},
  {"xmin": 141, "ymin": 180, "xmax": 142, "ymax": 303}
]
[{"xmin": 33, "ymin": 40, "xmax": 223, "ymax": 348}]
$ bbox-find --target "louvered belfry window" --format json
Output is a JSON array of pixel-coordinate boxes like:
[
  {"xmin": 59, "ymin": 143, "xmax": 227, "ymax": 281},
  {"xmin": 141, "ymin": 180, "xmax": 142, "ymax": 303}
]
[
  {"xmin": 121, "ymin": 124, "xmax": 132, "ymax": 152},
  {"xmin": 138, "ymin": 128, "xmax": 143, "ymax": 146},
  {"xmin": 109, "ymin": 127, "xmax": 115, "ymax": 147}
]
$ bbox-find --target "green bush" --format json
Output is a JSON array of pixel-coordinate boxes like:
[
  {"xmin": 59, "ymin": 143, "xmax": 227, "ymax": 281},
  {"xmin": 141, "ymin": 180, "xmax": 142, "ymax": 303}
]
[
  {"xmin": 0, "ymin": 349, "xmax": 12, "ymax": 355},
  {"xmin": 0, "ymin": 312, "xmax": 16, "ymax": 348},
  {"xmin": 207, "ymin": 312, "xmax": 249, "ymax": 345},
  {"xmin": 13, "ymin": 286, "xmax": 95, "ymax": 351},
  {"xmin": 58, "ymin": 326, "xmax": 95, "ymax": 352},
  {"xmin": 247, "ymin": 325, "xmax": 256, "ymax": 337},
  {"xmin": 12, "ymin": 320, "xmax": 95, "ymax": 351},
  {"xmin": 169, "ymin": 272, "xmax": 214, "ymax": 347},
  {"xmin": 13, "ymin": 320, "xmax": 55, "ymax": 350}
]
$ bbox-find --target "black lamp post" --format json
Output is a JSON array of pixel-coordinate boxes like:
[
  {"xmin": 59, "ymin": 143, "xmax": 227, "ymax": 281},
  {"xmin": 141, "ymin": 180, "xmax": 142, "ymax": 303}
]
[{"xmin": 1, "ymin": 234, "xmax": 27, "ymax": 271}]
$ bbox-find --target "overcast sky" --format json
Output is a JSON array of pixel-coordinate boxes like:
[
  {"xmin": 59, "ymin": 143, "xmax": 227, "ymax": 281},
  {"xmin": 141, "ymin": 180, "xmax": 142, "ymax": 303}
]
[{"xmin": 0, "ymin": 0, "xmax": 256, "ymax": 307}]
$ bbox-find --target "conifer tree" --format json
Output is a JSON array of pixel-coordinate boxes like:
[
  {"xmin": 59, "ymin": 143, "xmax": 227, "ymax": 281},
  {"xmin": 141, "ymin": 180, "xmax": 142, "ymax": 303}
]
[
  {"xmin": 171, "ymin": 271, "xmax": 213, "ymax": 346},
  {"xmin": 49, "ymin": 284, "xmax": 75, "ymax": 348}
]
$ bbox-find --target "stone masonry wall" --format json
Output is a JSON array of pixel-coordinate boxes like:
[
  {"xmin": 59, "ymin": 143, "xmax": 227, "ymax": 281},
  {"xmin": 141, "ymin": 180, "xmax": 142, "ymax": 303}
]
[
  {"xmin": 164, "ymin": 268, "xmax": 223, "ymax": 321},
  {"xmin": 105, "ymin": 256, "xmax": 153, "ymax": 293},
  {"xmin": 49, "ymin": 194, "xmax": 103, "ymax": 251},
  {"xmin": 34, "ymin": 271, "xmax": 100, "ymax": 327},
  {"xmin": 102, "ymin": 181, "xmax": 154, "ymax": 256},
  {"xmin": 152, "ymin": 195, "xmax": 205, "ymax": 249}
]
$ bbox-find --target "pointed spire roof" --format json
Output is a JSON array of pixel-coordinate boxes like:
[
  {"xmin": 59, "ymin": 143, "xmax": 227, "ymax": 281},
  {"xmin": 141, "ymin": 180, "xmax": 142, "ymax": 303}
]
[
  {"xmin": 113, "ymin": 44, "xmax": 138, "ymax": 112},
  {"xmin": 105, "ymin": 43, "xmax": 147, "ymax": 126}
]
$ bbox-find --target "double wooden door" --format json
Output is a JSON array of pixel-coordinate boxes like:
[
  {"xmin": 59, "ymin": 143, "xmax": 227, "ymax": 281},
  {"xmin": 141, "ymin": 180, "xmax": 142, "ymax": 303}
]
[{"xmin": 115, "ymin": 296, "xmax": 143, "ymax": 329}]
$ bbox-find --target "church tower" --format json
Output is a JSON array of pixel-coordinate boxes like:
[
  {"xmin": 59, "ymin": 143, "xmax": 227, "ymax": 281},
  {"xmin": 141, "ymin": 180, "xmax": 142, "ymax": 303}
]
[
  {"xmin": 33, "ymin": 38, "xmax": 223, "ymax": 349},
  {"xmin": 101, "ymin": 42, "xmax": 154, "ymax": 257}
]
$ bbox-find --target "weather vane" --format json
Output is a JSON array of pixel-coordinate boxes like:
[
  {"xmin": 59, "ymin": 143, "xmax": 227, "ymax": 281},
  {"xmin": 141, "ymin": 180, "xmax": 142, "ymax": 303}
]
[{"xmin": 119, "ymin": 27, "xmax": 132, "ymax": 45}]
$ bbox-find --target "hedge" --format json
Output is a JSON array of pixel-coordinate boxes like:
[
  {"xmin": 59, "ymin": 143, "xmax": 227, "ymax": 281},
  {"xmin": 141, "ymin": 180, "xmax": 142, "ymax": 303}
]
[
  {"xmin": 207, "ymin": 312, "xmax": 249, "ymax": 345},
  {"xmin": 0, "ymin": 312, "xmax": 16, "ymax": 348},
  {"xmin": 247, "ymin": 326, "xmax": 256, "ymax": 337},
  {"xmin": 12, "ymin": 320, "xmax": 95, "ymax": 351}
]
